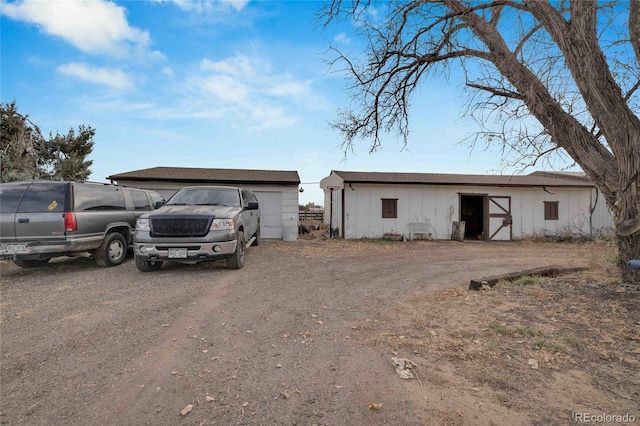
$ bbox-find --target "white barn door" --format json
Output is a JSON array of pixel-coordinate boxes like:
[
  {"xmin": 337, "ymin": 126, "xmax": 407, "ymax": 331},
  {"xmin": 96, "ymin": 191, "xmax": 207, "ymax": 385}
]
[{"xmin": 255, "ymin": 192, "xmax": 282, "ymax": 239}]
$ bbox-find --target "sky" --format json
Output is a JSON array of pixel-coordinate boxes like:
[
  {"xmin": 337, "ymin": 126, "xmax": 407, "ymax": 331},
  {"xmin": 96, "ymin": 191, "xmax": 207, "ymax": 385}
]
[{"xmin": 0, "ymin": 0, "xmax": 578, "ymax": 205}]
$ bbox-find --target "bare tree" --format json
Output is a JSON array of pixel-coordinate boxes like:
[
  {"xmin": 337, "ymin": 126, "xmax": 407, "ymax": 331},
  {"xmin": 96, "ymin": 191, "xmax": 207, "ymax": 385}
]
[{"xmin": 321, "ymin": 0, "xmax": 640, "ymax": 283}]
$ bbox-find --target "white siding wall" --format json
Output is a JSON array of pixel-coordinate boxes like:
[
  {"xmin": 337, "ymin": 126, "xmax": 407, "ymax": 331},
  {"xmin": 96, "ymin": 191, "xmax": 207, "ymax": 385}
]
[
  {"xmin": 590, "ymin": 188, "xmax": 614, "ymax": 235},
  {"xmin": 509, "ymin": 186, "xmax": 592, "ymax": 237},
  {"xmin": 281, "ymin": 189, "xmax": 300, "ymax": 241},
  {"xmin": 343, "ymin": 184, "xmax": 456, "ymax": 239},
  {"xmin": 254, "ymin": 191, "xmax": 283, "ymax": 239},
  {"xmin": 341, "ymin": 183, "xmax": 607, "ymax": 240}
]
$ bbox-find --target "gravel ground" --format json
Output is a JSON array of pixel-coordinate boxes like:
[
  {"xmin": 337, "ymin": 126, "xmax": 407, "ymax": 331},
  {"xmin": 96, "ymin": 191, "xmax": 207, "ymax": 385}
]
[{"xmin": 0, "ymin": 238, "xmax": 617, "ymax": 425}]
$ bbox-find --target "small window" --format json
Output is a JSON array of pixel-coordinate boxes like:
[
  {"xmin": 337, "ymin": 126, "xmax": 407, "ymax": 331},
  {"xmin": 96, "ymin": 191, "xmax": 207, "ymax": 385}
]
[
  {"xmin": 129, "ymin": 190, "xmax": 152, "ymax": 211},
  {"xmin": 241, "ymin": 189, "xmax": 251, "ymax": 206},
  {"xmin": 544, "ymin": 201, "xmax": 559, "ymax": 220},
  {"xmin": 73, "ymin": 184, "xmax": 126, "ymax": 211},
  {"xmin": 17, "ymin": 182, "xmax": 67, "ymax": 213},
  {"xmin": 0, "ymin": 182, "xmax": 30, "ymax": 213},
  {"xmin": 149, "ymin": 192, "xmax": 165, "ymax": 209},
  {"xmin": 382, "ymin": 198, "xmax": 398, "ymax": 219}
]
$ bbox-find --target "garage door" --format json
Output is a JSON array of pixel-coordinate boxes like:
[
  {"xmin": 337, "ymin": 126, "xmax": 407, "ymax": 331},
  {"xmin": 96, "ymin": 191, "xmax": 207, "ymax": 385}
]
[{"xmin": 255, "ymin": 192, "xmax": 282, "ymax": 239}]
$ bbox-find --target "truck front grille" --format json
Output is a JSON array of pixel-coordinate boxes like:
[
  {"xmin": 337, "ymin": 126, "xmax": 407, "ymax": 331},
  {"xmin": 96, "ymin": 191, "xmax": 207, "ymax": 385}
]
[{"xmin": 151, "ymin": 218, "xmax": 210, "ymax": 237}]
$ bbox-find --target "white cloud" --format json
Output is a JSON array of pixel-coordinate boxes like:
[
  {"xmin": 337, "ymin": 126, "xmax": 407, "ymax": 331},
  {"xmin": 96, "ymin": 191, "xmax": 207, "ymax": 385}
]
[
  {"xmin": 221, "ymin": 0, "xmax": 249, "ymax": 11},
  {"xmin": 268, "ymin": 81, "xmax": 311, "ymax": 97},
  {"xmin": 152, "ymin": 0, "xmax": 249, "ymax": 13},
  {"xmin": 200, "ymin": 57, "xmax": 255, "ymax": 79},
  {"xmin": 162, "ymin": 66, "xmax": 175, "ymax": 77},
  {"xmin": 334, "ymin": 32, "xmax": 351, "ymax": 45},
  {"xmin": 250, "ymin": 102, "xmax": 297, "ymax": 129},
  {"xmin": 195, "ymin": 74, "xmax": 250, "ymax": 103},
  {"xmin": 187, "ymin": 54, "xmax": 325, "ymax": 131},
  {"xmin": 57, "ymin": 63, "xmax": 134, "ymax": 90},
  {"xmin": 0, "ymin": 0, "xmax": 158, "ymax": 58}
]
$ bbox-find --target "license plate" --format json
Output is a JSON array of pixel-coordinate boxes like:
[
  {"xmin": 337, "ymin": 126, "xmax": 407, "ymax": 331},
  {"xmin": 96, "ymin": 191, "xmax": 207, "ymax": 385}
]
[
  {"xmin": 6, "ymin": 244, "xmax": 27, "ymax": 253},
  {"xmin": 168, "ymin": 248, "xmax": 188, "ymax": 258}
]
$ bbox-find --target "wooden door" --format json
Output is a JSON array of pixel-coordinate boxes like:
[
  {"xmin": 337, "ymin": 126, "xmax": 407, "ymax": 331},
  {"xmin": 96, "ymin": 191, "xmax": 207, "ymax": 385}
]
[{"xmin": 486, "ymin": 196, "xmax": 512, "ymax": 241}]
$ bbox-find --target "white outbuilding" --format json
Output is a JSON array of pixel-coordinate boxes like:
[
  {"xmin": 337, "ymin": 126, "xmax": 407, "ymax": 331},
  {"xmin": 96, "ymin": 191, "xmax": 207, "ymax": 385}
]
[
  {"xmin": 320, "ymin": 170, "xmax": 613, "ymax": 241},
  {"xmin": 108, "ymin": 167, "xmax": 301, "ymax": 241}
]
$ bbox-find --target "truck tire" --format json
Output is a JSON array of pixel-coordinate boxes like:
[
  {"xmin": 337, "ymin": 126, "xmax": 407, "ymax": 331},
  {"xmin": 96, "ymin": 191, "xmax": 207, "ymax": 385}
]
[
  {"xmin": 135, "ymin": 256, "xmax": 163, "ymax": 272},
  {"xmin": 13, "ymin": 258, "xmax": 50, "ymax": 268},
  {"xmin": 227, "ymin": 231, "xmax": 245, "ymax": 269},
  {"xmin": 94, "ymin": 232, "xmax": 127, "ymax": 267}
]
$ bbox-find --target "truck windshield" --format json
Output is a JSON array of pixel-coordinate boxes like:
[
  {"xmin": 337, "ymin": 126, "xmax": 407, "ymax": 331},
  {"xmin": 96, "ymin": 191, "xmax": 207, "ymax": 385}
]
[{"xmin": 167, "ymin": 188, "xmax": 240, "ymax": 207}]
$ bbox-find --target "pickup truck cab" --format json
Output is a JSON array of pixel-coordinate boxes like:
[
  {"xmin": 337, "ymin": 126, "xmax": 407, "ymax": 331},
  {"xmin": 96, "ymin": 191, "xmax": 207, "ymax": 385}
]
[
  {"xmin": 0, "ymin": 180, "xmax": 165, "ymax": 268},
  {"xmin": 133, "ymin": 186, "xmax": 260, "ymax": 271}
]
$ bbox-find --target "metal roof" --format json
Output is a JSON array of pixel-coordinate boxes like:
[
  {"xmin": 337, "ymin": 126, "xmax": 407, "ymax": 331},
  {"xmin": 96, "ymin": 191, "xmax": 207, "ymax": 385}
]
[
  {"xmin": 107, "ymin": 167, "xmax": 300, "ymax": 185},
  {"xmin": 331, "ymin": 170, "xmax": 595, "ymax": 188}
]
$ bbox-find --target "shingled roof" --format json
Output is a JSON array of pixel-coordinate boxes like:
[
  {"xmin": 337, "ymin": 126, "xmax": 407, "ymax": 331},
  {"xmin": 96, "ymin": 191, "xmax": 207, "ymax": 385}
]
[
  {"xmin": 107, "ymin": 167, "xmax": 300, "ymax": 185},
  {"xmin": 331, "ymin": 170, "xmax": 595, "ymax": 188}
]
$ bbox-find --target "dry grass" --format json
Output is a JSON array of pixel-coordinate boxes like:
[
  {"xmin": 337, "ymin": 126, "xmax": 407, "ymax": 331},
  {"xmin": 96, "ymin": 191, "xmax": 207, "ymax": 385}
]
[{"xmin": 355, "ymin": 253, "xmax": 640, "ymax": 425}]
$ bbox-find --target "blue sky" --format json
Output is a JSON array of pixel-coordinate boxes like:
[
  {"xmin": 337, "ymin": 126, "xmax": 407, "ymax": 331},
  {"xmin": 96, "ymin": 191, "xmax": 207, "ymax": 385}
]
[{"xmin": 0, "ymin": 0, "xmax": 573, "ymax": 205}]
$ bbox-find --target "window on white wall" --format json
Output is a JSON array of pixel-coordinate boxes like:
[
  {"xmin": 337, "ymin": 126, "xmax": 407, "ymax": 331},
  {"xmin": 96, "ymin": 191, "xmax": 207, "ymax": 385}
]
[
  {"xmin": 382, "ymin": 198, "xmax": 398, "ymax": 218},
  {"xmin": 544, "ymin": 201, "xmax": 559, "ymax": 220}
]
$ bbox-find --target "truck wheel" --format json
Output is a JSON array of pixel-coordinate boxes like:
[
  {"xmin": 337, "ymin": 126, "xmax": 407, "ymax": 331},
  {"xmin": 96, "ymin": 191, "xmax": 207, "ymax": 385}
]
[
  {"xmin": 135, "ymin": 256, "xmax": 163, "ymax": 272},
  {"xmin": 228, "ymin": 231, "xmax": 245, "ymax": 269},
  {"xmin": 13, "ymin": 258, "xmax": 50, "ymax": 268},
  {"xmin": 94, "ymin": 232, "xmax": 127, "ymax": 267}
]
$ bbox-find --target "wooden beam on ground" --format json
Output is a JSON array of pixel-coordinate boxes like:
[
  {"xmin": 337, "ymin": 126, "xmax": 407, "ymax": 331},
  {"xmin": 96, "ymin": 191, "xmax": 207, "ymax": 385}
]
[{"xmin": 469, "ymin": 266, "xmax": 589, "ymax": 290}]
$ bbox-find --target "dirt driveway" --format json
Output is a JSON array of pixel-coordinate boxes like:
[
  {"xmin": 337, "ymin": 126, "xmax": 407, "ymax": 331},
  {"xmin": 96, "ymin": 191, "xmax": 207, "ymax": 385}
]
[{"xmin": 1, "ymin": 239, "xmax": 638, "ymax": 425}]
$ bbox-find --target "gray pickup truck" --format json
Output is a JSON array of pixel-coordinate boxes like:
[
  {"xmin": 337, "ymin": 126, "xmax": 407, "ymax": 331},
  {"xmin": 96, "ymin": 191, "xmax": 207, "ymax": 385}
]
[
  {"xmin": 133, "ymin": 186, "xmax": 260, "ymax": 272},
  {"xmin": 0, "ymin": 180, "xmax": 165, "ymax": 268}
]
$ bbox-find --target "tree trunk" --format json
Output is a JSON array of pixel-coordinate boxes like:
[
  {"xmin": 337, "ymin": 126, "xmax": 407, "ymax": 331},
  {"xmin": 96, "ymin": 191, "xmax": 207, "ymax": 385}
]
[
  {"xmin": 619, "ymin": 233, "xmax": 640, "ymax": 284},
  {"xmin": 615, "ymin": 162, "xmax": 640, "ymax": 284}
]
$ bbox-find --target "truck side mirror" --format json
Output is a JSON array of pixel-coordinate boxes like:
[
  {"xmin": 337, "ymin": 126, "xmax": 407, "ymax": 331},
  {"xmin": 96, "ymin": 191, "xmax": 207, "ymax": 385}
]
[{"xmin": 247, "ymin": 201, "xmax": 259, "ymax": 210}]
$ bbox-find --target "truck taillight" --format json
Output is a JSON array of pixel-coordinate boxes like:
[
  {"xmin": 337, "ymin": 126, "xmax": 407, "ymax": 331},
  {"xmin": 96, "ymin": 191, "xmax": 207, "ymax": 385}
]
[{"xmin": 64, "ymin": 212, "xmax": 77, "ymax": 232}]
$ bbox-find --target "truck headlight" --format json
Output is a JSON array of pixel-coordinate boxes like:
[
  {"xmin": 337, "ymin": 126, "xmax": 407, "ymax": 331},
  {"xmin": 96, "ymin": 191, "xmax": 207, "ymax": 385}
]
[
  {"xmin": 136, "ymin": 218, "xmax": 150, "ymax": 231},
  {"xmin": 211, "ymin": 218, "xmax": 234, "ymax": 230}
]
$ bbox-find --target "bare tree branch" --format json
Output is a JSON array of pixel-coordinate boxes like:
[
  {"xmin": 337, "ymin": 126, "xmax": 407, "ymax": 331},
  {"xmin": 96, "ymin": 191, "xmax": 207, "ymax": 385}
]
[{"xmin": 465, "ymin": 82, "xmax": 524, "ymax": 100}]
